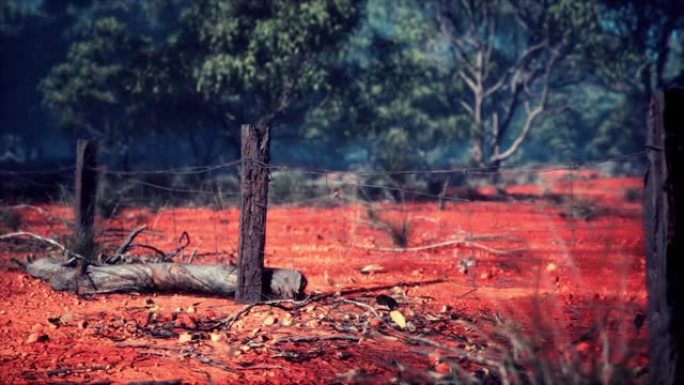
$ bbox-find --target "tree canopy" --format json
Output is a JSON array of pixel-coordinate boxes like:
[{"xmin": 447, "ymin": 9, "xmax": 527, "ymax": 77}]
[{"xmin": 1, "ymin": 0, "xmax": 682, "ymax": 170}]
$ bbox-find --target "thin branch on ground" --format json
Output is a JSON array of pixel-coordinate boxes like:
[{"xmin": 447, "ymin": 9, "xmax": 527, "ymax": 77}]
[
  {"xmin": 126, "ymin": 380, "xmax": 182, "ymax": 385},
  {"xmin": 209, "ymin": 294, "xmax": 328, "ymax": 330},
  {"xmin": 193, "ymin": 356, "xmax": 242, "ymax": 375},
  {"xmin": 115, "ymin": 342, "xmax": 240, "ymax": 376},
  {"xmin": 338, "ymin": 298, "xmax": 382, "ymax": 319},
  {"xmin": 205, "ymin": 281, "xmax": 448, "ymax": 333},
  {"xmin": 336, "ymin": 279, "xmax": 447, "ymax": 297},
  {"xmin": 45, "ymin": 365, "xmax": 110, "ymax": 377},
  {"xmin": 114, "ymin": 341, "xmax": 192, "ymax": 351},
  {"xmin": 213, "ymin": 304, "xmax": 255, "ymax": 330},
  {"xmin": 457, "ymin": 288, "xmax": 478, "ymax": 299},
  {"xmin": 273, "ymin": 334, "xmax": 361, "ymax": 344},
  {"xmin": 354, "ymin": 236, "xmax": 525, "ymax": 255}
]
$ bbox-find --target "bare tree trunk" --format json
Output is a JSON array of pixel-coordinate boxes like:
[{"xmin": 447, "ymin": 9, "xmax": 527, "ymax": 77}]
[{"xmin": 645, "ymin": 88, "xmax": 684, "ymax": 385}]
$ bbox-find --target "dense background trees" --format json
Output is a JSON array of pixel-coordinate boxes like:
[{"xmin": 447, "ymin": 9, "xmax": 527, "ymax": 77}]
[{"xmin": 1, "ymin": 0, "xmax": 682, "ymax": 172}]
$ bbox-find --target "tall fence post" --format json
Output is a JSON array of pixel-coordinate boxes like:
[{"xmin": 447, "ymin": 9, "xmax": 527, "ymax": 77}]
[
  {"xmin": 74, "ymin": 139, "xmax": 97, "ymax": 273},
  {"xmin": 645, "ymin": 87, "xmax": 684, "ymax": 385},
  {"xmin": 236, "ymin": 124, "xmax": 271, "ymax": 304}
]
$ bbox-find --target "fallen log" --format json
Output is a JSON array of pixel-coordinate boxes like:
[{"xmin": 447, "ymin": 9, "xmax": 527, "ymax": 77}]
[{"xmin": 23, "ymin": 258, "xmax": 307, "ymax": 299}]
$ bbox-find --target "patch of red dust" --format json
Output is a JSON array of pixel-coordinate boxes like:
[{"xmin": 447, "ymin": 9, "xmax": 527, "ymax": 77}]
[{"xmin": 0, "ymin": 174, "xmax": 647, "ymax": 384}]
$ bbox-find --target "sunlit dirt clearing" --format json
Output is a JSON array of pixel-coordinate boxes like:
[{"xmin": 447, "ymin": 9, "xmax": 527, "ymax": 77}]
[{"xmin": 0, "ymin": 174, "xmax": 646, "ymax": 384}]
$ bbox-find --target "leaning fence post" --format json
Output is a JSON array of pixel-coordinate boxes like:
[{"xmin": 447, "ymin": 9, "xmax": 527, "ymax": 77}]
[
  {"xmin": 236, "ymin": 124, "xmax": 271, "ymax": 303},
  {"xmin": 74, "ymin": 139, "xmax": 97, "ymax": 273},
  {"xmin": 644, "ymin": 87, "xmax": 684, "ymax": 385}
]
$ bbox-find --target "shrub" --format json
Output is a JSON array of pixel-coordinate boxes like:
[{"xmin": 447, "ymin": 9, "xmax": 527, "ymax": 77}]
[
  {"xmin": 436, "ymin": 318, "xmax": 644, "ymax": 385},
  {"xmin": 269, "ymin": 170, "xmax": 316, "ymax": 205},
  {"xmin": 563, "ymin": 199, "xmax": 599, "ymax": 221},
  {"xmin": 365, "ymin": 204, "xmax": 411, "ymax": 248},
  {"xmin": 502, "ymin": 169, "xmax": 539, "ymax": 186}
]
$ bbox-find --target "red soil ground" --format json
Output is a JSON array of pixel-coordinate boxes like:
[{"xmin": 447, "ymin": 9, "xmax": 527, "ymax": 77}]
[{"xmin": 0, "ymin": 171, "xmax": 647, "ymax": 384}]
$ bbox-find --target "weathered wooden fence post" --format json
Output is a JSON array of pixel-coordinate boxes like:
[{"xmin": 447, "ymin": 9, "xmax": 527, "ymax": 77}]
[
  {"xmin": 236, "ymin": 124, "xmax": 271, "ymax": 303},
  {"xmin": 645, "ymin": 87, "xmax": 684, "ymax": 385},
  {"xmin": 74, "ymin": 139, "xmax": 98, "ymax": 273}
]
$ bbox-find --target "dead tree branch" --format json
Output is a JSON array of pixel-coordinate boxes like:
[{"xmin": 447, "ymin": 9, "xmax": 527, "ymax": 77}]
[
  {"xmin": 273, "ymin": 335, "xmax": 361, "ymax": 344},
  {"xmin": 354, "ymin": 237, "xmax": 525, "ymax": 255},
  {"xmin": 23, "ymin": 257, "xmax": 306, "ymax": 299},
  {"xmin": 115, "ymin": 225, "xmax": 147, "ymax": 257},
  {"xmin": 0, "ymin": 231, "xmax": 81, "ymax": 259}
]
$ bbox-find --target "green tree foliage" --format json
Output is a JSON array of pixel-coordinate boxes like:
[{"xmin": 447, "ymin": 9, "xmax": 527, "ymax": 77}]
[
  {"xmin": 3, "ymin": 0, "xmax": 681, "ymax": 172},
  {"xmin": 38, "ymin": 0, "xmax": 362, "ymax": 165},
  {"xmin": 306, "ymin": 0, "xmax": 469, "ymax": 173},
  {"xmin": 187, "ymin": 0, "xmax": 360, "ymax": 131},
  {"xmin": 578, "ymin": 0, "xmax": 684, "ymax": 159},
  {"xmin": 590, "ymin": 0, "xmax": 684, "ymax": 91},
  {"xmin": 528, "ymin": 0, "xmax": 684, "ymax": 163},
  {"xmin": 41, "ymin": 17, "xmax": 147, "ymax": 138}
]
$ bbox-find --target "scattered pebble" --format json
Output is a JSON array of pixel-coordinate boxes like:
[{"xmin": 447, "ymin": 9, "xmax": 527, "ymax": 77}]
[
  {"xmin": 210, "ymin": 332, "xmax": 222, "ymax": 342},
  {"xmin": 281, "ymin": 313, "xmax": 294, "ymax": 326},
  {"xmin": 262, "ymin": 315, "xmax": 277, "ymax": 326},
  {"xmin": 30, "ymin": 323, "xmax": 44, "ymax": 333},
  {"xmin": 359, "ymin": 264, "xmax": 385, "ymax": 274},
  {"xmin": 178, "ymin": 332, "xmax": 193, "ymax": 343},
  {"xmin": 27, "ymin": 332, "xmax": 48, "ymax": 344}
]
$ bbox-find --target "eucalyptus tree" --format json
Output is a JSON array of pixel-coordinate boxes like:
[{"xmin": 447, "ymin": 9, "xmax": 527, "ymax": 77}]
[
  {"xmin": 39, "ymin": 0, "xmax": 363, "ymax": 166},
  {"xmin": 185, "ymin": 0, "xmax": 362, "ymax": 147},
  {"xmin": 305, "ymin": 0, "xmax": 469, "ymax": 175},
  {"xmin": 578, "ymin": 0, "xmax": 684, "ymax": 158},
  {"xmin": 429, "ymin": 0, "xmax": 600, "ymax": 170}
]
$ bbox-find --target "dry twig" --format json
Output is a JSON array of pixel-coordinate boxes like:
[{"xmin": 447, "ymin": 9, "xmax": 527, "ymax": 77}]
[
  {"xmin": 0, "ymin": 231, "xmax": 71, "ymax": 254},
  {"xmin": 115, "ymin": 225, "xmax": 147, "ymax": 257},
  {"xmin": 338, "ymin": 298, "xmax": 382, "ymax": 319},
  {"xmin": 273, "ymin": 334, "xmax": 361, "ymax": 344},
  {"xmin": 355, "ymin": 236, "xmax": 524, "ymax": 255},
  {"xmin": 45, "ymin": 365, "xmax": 110, "ymax": 377}
]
